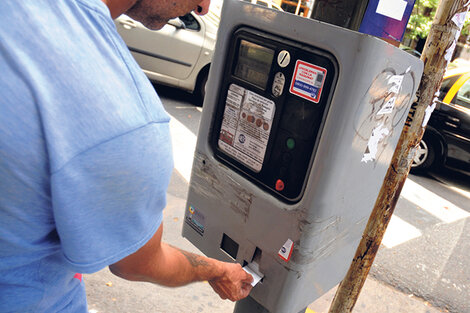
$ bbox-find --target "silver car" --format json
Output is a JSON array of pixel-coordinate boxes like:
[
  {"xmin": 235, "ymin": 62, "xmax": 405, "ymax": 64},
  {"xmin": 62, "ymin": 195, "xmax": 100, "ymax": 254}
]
[{"xmin": 115, "ymin": 7, "xmax": 220, "ymax": 104}]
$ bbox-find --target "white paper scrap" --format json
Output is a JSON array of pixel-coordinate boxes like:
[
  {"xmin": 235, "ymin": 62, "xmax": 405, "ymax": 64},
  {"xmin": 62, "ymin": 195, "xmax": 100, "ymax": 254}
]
[
  {"xmin": 361, "ymin": 123, "xmax": 390, "ymax": 163},
  {"xmin": 452, "ymin": 12, "xmax": 467, "ymax": 29},
  {"xmin": 422, "ymin": 101, "xmax": 437, "ymax": 127},
  {"xmin": 377, "ymin": 97, "xmax": 397, "ymax": 115},
  {"xmin": 243, "ymin": 264, "xmax": 264, "ymax": 287}
]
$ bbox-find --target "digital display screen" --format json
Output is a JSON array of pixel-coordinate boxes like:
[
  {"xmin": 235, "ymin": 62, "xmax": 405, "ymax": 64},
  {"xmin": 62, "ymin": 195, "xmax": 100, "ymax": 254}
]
[{"xmin": 234, "ymin": 40, "xmax": 274, "ymax": 89}]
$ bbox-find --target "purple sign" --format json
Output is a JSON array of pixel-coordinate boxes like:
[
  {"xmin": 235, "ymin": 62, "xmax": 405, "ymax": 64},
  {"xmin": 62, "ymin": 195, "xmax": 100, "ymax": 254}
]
[{"xmin": 359, "ymin": 0, "xmax": 415, "ymax": 42}]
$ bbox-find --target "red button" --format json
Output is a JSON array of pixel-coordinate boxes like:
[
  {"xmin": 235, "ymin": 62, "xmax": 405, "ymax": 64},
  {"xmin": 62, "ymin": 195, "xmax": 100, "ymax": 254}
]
[{"xmin": 275, "ymin": 179, "xmax": 285, "ymax": 191}]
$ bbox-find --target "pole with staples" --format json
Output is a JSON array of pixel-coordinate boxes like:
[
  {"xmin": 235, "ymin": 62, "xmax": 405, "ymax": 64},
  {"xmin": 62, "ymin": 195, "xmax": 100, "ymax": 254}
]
[{"xmin": 327, "ymin": 0, "xmax": 470, "ymax": 312}]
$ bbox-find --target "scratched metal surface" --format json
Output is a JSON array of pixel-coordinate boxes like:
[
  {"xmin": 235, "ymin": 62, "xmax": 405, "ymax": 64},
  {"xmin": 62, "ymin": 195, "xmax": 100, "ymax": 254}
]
[{"xmin": 182, "ymin": 1, "xmax": 424, "ymax": 312}]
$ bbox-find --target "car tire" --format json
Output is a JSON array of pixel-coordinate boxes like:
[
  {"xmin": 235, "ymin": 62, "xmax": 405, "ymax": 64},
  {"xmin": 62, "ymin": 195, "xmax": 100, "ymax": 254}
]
[
  {"xmin": 410, "ymin": 134, "xmax": 441, "ymax": 174},
  {"xmin": 194, "ymin": 67, "xmax": 209, "ymax": 107}
]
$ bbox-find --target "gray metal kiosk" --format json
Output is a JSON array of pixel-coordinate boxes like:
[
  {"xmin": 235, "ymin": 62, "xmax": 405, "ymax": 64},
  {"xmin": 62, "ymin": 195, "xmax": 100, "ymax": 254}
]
[{"xmin": 182, "ymin": 1, "xmax": 423, "ymax": 312}]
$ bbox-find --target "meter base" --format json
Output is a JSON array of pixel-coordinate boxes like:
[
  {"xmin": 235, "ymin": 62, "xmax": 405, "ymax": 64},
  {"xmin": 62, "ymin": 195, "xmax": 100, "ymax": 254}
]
[{"xmin": 233, "ymin": 296, "xmax": 307, "ymax": 313}]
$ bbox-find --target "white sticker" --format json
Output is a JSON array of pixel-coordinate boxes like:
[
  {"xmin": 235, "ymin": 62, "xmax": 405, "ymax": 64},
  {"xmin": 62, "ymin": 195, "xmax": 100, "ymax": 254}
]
[
  {"xmin": 289, "ymin": 60, "xmax": 327, "ymax": 103},
  {"xmin": 278, "ymin": 239, "xmax": 294, "ymax": 262},
  {"xmin": 388, "ymin": 75, "xmax": 404, "ymax": 94},
  {"xmin": 226, "ymin": 92, "xmax": 243, "ymax": 110},
  {"xmin": 376, "ymin": 0, "xmax": 407, "ymax": 21},
  {"xmin": 361, "ymin": 123, "xmax": 390, "ymax": 163},
  {"xmin": 219, "ymin": 84, "xmax": 275, "ymax": 172},
  {"xmin": 377, "ymin": 96, "xmax": 397, "ymax": 115}
]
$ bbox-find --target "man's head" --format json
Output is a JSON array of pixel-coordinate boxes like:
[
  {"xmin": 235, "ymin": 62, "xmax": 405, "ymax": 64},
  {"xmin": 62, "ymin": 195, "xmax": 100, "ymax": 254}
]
[{"xmin": 103, "ymin": 0, "xmax": 211, "ymax": 30}]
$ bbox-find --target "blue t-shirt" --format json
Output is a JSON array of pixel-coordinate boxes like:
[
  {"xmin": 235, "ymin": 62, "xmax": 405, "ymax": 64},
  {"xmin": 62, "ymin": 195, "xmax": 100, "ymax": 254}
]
[{"xmin": 0, "ymin": 0, "xmax": 174, "ymax": 312}]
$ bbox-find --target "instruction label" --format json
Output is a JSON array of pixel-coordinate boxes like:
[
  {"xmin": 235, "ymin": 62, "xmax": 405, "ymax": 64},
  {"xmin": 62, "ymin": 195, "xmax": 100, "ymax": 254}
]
[
  {"xmin": 218, "ymin": 84, "xmax": 275, "ymax": 172},
  {"xmin": 185, "ymin": 205, "xmax": 205, "ymax": 236},
  {"xmin": 289, "ymin": 60, "xmax": 327, "ymax": 103}
]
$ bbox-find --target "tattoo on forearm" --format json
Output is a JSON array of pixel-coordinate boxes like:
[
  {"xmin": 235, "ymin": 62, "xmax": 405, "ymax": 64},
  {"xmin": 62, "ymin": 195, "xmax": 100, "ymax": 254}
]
[{"xmin": 178, "ymin": 248, "xmax": 210, "ymax": 268}]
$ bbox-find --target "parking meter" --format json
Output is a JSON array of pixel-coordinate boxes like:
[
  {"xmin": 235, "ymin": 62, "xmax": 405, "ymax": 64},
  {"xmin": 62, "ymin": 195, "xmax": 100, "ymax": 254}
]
[{"xmin": 182, "ymin": 1, "xmax": 423, "ymax": 312}]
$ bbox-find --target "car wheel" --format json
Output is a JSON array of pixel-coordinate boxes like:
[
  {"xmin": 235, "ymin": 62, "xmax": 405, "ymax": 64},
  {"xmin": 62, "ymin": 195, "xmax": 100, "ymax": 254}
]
[
  {"xmin": 194, "ymin": 67, "xmax": 209, "ymax": 107},
  {"xmin": 410, "ymin": 134, "xmax": 440, "ymax": 174}
]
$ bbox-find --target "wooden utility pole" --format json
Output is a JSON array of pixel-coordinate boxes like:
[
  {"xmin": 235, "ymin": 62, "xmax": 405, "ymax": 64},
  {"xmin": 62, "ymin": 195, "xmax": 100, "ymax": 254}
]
[{"xmin": 328, "ymin": 0, "xmax": 470, "ymax": 312}]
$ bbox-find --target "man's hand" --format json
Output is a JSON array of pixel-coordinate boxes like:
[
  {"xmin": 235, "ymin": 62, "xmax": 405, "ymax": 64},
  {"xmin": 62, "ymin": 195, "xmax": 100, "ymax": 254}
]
[
  {"xmin": 208, "ymin": 262, "xmax": 253, "ymax": 301},
  {"xmin": 110, "ymin": 223, "xmax": 253, "ymax": 302}
]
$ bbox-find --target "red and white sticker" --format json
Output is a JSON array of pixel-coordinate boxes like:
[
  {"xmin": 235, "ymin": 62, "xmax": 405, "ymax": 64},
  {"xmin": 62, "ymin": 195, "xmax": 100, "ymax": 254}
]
[
  {"xmin": 278, "ymin": 239, "xmax": 294, "ymax": 262},
  {"xmin": 289, "ymin": 60, "xmax": 327, "ymax": 103}
]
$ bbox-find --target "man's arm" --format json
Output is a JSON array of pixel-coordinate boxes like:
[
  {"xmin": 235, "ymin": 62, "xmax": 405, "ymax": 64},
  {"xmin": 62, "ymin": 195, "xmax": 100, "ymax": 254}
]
[{"xmin": 109, "ymin": 223, "xmax": 253, "ymax": 301}]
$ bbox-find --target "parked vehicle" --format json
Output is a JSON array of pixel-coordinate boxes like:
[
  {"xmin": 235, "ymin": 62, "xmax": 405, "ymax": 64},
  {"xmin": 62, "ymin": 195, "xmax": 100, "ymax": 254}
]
[
  {"xmin": 115, "ymin": 1, "xmax": 282, "ymax": 105},
  {"xmin": 115, "ymin": 7, "xmax": 221, "ymax": 104},
  {"xmin": 411, "ymin": 66, "xmax": 470, "ymax": 174}
]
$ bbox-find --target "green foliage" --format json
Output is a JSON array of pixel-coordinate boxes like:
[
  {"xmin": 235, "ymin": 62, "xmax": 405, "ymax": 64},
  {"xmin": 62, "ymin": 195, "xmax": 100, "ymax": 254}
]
[
  {"xmin": 406, "ymin": 0, "xmax": 439, "ymax": 40},
  {"xmin": 406, "ymin": 0, "xmax": 470, "ymax": 40},
  {"xmin": 462, "ymin": 18, "xmax": 470, "ymax": 36}
]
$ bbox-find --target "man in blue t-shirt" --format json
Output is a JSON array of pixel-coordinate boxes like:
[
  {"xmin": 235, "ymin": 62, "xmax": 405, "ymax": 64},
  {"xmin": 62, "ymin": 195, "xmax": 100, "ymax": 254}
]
[{"xmin": 0, "ymin": 0, "xmax": 253, "ymax": 312}]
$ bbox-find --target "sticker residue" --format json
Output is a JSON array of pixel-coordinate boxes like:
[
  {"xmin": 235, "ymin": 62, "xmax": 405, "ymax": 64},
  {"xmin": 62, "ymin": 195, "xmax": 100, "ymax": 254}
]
[
  {"xmin": 219, "ymin": 84, "xmax": 275, "ymax": 172},
  {"xmin": 377, "ymin": 73, "xmax": 405, "ymax": 115},
  {"xmin": 422, "ymin": 90, "xmax": 440, "ymax": 127},
  {"xmin": 422, "ymin": 102, "xmax": 437, "ymax": 127},
  {"xmin": 361, "ymin": 122, "xmax": 391, "ymax": 163},
  {"xmin": 377, "ymin": 96, "xmax": 397, "ymax": 115}
]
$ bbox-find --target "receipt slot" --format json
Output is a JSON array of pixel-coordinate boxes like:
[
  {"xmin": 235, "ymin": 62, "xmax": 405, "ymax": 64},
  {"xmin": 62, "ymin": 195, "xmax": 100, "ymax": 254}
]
[{"xmin": 182, "ymin": 1, "xmax": 423, "ymax": 312}]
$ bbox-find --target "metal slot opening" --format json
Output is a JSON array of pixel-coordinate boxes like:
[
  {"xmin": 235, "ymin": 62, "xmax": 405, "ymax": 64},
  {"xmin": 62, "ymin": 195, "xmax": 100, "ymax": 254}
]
[{"xmin": 220, "ymin": 233, "xmax": 239, "ymax": 260}]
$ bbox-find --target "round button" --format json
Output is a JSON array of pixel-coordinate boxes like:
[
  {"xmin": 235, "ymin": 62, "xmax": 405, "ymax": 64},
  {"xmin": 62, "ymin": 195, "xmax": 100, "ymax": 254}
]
[
  {"xmin": 275, "ymin": 179, "xmax": 285, "ymax": 191},
  {"xmin": 277, "ymin": 50, "xmax": 291, "ymax": 68},
  {"xmin": 286, "ymin": 138, "xmax": 296, "ymax": 150}
]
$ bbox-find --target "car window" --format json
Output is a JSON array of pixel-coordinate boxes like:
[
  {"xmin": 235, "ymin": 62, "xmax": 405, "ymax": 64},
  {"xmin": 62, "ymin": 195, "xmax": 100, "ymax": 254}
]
[
  {"xmin": 455, "ymin": 78, "xmax": 470, "ymax": 109},
  {"xmin": 179, "ymin": 13, "xmax": 200, "ymax": 31},
  {"xmin": 439, "ymin": 74, "xmax": 460, "ymax": 101}
]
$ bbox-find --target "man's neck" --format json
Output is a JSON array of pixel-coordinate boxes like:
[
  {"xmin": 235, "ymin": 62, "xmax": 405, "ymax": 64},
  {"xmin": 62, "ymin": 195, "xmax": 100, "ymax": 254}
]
[{"xmin": 101, "ymin": 0, "xmax": 137, "ymax": 19}]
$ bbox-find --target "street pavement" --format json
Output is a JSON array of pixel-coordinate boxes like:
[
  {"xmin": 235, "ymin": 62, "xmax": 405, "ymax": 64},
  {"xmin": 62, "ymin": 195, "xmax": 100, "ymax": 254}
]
[
  {"xmin": 85, "ymin": 170, "xmax": 446, "ymax": 313},
  {"xmin": 85, "ymin": 85, "xmax": 469, "ymax": 313},
  {"xmin": 370, "ymin": 170, "xmax": 470, "ymax": 313}
]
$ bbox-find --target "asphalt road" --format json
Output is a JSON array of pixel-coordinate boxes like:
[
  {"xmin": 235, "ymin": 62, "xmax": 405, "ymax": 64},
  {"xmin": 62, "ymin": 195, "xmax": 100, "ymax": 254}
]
[
  {"xmin": 85, "ymin": 84, "xmax": 469, "ymax": 313},
  {"xmin": 371, "ymin": 168, "xmax": 470, "ymax": 313}
]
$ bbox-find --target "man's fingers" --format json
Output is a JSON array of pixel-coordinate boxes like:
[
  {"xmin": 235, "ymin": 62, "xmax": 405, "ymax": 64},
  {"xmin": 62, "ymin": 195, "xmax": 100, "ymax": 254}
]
[
  {"xmin": 240, "ymin": 284, "xmax": 253, "ymax": 299},
  {"xmin": 243, "ymin": 272, "xmax": 254, "ymax": 283},
  {"xmin": 208, "ymin": 262, "xmax": 255, "ymax": 301}
]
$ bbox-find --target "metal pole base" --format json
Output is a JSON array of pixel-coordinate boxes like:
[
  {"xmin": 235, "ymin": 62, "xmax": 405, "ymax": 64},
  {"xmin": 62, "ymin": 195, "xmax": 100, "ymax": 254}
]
[
  {"xmin": 233, "ymin": 296, "xmax": 270, "ymax": 313},
  {"xmin": 233, "ymin": 296, "xmax": 307, "ymax": 313}
]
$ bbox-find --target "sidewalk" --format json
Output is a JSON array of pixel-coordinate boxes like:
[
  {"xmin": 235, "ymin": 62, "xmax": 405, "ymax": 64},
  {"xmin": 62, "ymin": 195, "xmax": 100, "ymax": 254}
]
[
  {"xmin": 85, "ymin": 268, "xmax": 444, "ymax": 313},
  {"xmin": 307, "ymin": 276, "xmax": 444, "ymax": 313},
  {"xmin": 85, "ymin": 191, "xmax": 446, "ymax": 313}
]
